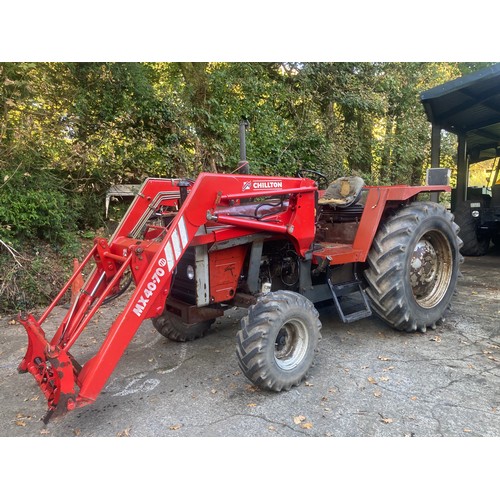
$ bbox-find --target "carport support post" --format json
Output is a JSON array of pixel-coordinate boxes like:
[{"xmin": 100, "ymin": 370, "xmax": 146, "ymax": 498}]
[
  {"xmin": 455, "ymin": 132, "xmax": 469, "ymax": 206},
  {"xmin": 430, "ymin": 123, "xmax": 441, "ymax": 202},
  {"xmin": 431, "ymin": 123, "xmax": 441, "ymax": 168}
]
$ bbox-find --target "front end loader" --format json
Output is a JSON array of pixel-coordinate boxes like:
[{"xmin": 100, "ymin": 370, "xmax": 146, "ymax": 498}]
[{"xmin": 16, "ymin": 171, "xmax": 462, "ymax": 422}]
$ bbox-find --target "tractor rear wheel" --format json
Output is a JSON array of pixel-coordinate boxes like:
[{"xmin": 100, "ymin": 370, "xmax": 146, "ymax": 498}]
[
  {"xmin": 236, "ymin": 290, "xmax": 321, "ymax": 391},
  {"xmin": 152, "ymin": 313, "xmax": 214, "ymax": 342},
  {"xmin": 364, "ymin": 201, "xmax": 462, "ymax": 333},
  {"xmin": 453, "ymin": 203, "xmax": 490, "ymax": 256}
]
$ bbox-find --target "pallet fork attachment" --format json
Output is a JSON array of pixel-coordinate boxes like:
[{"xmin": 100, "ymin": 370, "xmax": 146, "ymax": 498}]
[{"xmin": 17, "ymin": 173, "xmax": 317, "ymax": 422}]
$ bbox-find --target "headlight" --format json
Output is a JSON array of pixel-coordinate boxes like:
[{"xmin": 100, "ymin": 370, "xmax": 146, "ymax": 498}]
[
  {"xmin": 472, "ymin": 210, "xmax": 480, "ymax": 218},
  {"xmin": 186, "ymin": 265, "xmax": 195, "ymax": 280}
]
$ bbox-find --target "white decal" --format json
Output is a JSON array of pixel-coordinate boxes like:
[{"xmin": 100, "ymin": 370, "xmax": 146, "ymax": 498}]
[
  {"xmin": 165, "ymin": 241, "xmax": 174, "ymax": 271},
  {"xmin": 171, "ymin": 228, "xmax": 181, "ymax": 259},
  {"xmin": 252, "ymin": 180, "xmax": 282, "ymax": 190},
  {"xmin": 179, "ymin": 216, "xmax": 188, "ymax": 247}
]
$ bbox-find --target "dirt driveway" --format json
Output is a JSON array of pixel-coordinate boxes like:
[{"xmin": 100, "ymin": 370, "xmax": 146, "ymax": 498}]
[{"xmin": 1, "ymin": 247, "xmax": 499, "ymax": 438}]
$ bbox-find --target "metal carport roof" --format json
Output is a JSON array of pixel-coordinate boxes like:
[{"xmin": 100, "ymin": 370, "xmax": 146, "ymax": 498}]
[{"xmin": 421, "ymin": 63, "xmax": 500, "ymax": 164}]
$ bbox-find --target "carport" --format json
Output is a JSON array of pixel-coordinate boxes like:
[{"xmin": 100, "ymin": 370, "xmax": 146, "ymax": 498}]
[{"xmin": 421, "ymin": 63, "xmax": 500, "ymax": 254}]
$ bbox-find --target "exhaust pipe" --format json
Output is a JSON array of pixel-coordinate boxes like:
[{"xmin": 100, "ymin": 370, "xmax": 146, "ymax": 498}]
[{"xmin": 237, "ymin": 117, "xmax": 250, "ymax": 174}]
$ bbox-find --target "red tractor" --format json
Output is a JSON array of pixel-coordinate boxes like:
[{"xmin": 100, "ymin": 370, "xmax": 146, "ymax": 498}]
[{"xmin": 17, "ymin": 169, "xmax": 462, "ymax": 422}]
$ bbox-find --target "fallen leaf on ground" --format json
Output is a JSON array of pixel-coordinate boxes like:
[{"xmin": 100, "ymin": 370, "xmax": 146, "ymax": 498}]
[
  {"xmin": 367, "ymin": 376, "xmax": 376, "ymax": 384},
  {"xmin": 15, "ymin": 421, "xmax": 26, "ymax": 427},
  {"xmin": 378, "ymin": 356, "xmax": 391, "ymax": 361},
  {"xmin": 305, "ymin": 381, "xmax": 314, "ymax": 387},
  {"xmin": 463, "ymin": 428, "xmax": 472, "ymax": 433},
  {"xmin": 247, "ymin": 403, "xmax": 257, "ymax": 407},
  {"xmin": 381, "ymin": 418, "xmax": 393, "ymax": 424},
  {"xmin": 301, "ymin": 422, "xmax": 313, "ymax": 429},
  {"xmin": 430, "ymin": 336, "xmax": 441, "ymax": 342},
  {"xmin": 117, "ymin": 428, "xmax": 131, "ymax": 437},
  {"xmin": 374, "ymin": 390, "xmax": 382, "ymax": 398},
  {"xmin": 293, "ymin": 415, "xmax": 306, "ymax": 425},
  {"xmin": 169, "ymin": 424, "xmax": 182, "ymax": 431},
  {"xmin": 411, "ymin": 396, "xmax": 418, "ymax": 401},
  {"xmin": 379, "ymin": 376, "xmax": 389, "ymax": 382},
  {"xmin": 8, "ymin": 319, "xmax": 16, "ymax": 325}
]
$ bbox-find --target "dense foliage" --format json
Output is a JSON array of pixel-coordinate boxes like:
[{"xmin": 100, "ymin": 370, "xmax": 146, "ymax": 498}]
[{"xmin": 0, "ymin": 61, "xmax": 493, "ymax": 312}]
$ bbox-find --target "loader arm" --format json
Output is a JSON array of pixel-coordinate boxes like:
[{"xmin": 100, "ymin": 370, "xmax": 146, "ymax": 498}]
[{"xmin": 18, "ymin": 173, "xmax": 317, "ymax": 421}]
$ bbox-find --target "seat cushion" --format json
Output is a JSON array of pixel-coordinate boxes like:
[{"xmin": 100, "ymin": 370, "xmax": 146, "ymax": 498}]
[{"xmin": 318, "ymin": 176, "xmax": 365, "ymax": 207}]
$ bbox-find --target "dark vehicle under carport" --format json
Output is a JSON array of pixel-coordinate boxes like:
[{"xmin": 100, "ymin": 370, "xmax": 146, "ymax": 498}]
[{"xmin": 421, "ymin": 63, "xmax": 500, "ymax": 255}]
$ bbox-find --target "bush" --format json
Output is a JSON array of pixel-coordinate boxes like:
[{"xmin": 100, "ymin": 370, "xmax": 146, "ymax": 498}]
[
  {"xmin": 0, "ymin": 169, "xmax": 79, "ymax": 246},
  {"xmin": 0, "ymin": 245, "xmax": 73, "ymax": 314}
]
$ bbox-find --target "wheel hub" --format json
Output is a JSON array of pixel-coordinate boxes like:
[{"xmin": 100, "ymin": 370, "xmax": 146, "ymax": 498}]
[
  {"xmin": 275, "ymin": 329, "xmax": 288, "ymax": 351},
  {"xmin": 409, "ymin": 231, "xmax": 453, "ymax": 308},
  {"xmin": 410, "ymin": 239, "xmax": 438, "ymax": 296},
  {"xmin": 274, "ymin": 320, "xmax": 308, "ymax": 371}
]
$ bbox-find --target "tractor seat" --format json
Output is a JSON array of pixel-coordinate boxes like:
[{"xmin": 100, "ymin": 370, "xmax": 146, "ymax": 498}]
[{"xmin": 318, "ymin": 176, "xmax": 365, "ymax": 208}]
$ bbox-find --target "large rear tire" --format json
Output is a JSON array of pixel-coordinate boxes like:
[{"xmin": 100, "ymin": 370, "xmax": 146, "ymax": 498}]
[
  {"xmin": 236, "ymin": 291, "xmax": 321, "ymax": 391},
  {"xmin": 152, "ymin": 313, "xmax": 214, "ymax": 342},
  {"xmin": 453, "ymin": 203, "xmax": 490, "ymax": 256},
  {"xmin": 364, "ymin": 201, "xmax": 462, "ymax": 333}
]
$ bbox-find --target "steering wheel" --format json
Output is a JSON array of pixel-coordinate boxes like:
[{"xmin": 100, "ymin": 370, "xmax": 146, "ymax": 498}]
[{"xmin": 296, "ymin": 169, "xmax": 329, "ymax": 190}]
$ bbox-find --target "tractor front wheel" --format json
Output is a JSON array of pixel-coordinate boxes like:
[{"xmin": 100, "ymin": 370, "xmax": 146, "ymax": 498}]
[
  {"xmin": 152, "ymin": 313, "xmax": 214, "ymax": 342},
  {"xmin": 236, "ymin": 290, "xmax": 321, "ymax": 391},
  {"xmin": 364, "ymin": 201, "xmax": 462, "ymax": 333}
]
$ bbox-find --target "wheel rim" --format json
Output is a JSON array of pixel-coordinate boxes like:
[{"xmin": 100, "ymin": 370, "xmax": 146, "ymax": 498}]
[
  {"xmin": 274, "ymin": 319, "xmax": 309, "ymax": 371},
  {"xmin": 409, "ymin": 230, "xmax": 453, "ymax": 308}
]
